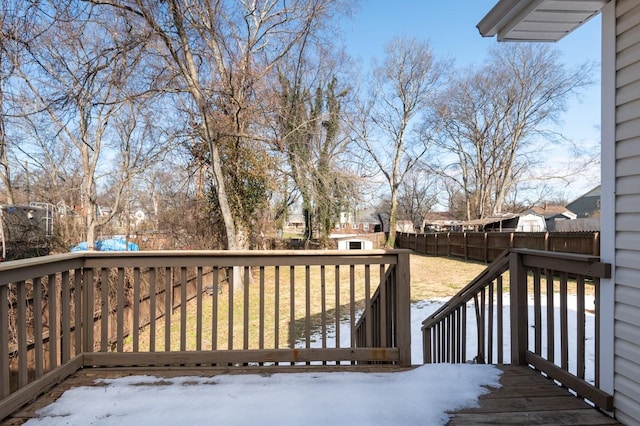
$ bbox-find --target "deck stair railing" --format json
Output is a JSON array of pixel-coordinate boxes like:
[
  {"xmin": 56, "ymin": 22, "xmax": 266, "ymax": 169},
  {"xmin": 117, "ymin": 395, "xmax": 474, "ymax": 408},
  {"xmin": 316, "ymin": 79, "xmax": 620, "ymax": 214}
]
[
  {"xmin": 421, "ymin": 248, "xmax": 613, "ymax": 411},
  {"xmin": 354, "ymin": 252, "xmax": 411, "ymax": 363},
  {"xmin": 1, "ymin": 249, "xmax": 411, "ymax": 420}
]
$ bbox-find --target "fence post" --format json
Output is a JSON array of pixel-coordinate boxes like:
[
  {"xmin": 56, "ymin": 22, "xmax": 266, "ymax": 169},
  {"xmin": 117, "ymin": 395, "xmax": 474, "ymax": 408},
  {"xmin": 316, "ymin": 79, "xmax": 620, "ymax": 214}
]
[
  {"xmin": 423, "ymin": 328, "xmax": 432, "ymax": 364},
  {"xmin": 0, "ymin": 284, "xmax": 9, "ymax": 399},
  {"xmin": 483, "ymin": 232, "xmax": 488, "ymax": 263},
  {"xmin": 463, "ymin": 232, "xmax": 468, "ymax": 260},
  {"xmin": 395, "ymin": 250, "xmax": 411, "ymax": 366},
  {"xmin": 433, "ymin": 233, "xmax": 437, "ymax": 255},
  {"xmin": 509, "ymin": 251, "xmax": 528, "ymax": 365},
  {"xmin": 83, "ymin": 267, "xmax": 94, "ymax": 353},
  {"xmin": 544, "ymin": 232, "xmax": 550, "ymax": 252}
]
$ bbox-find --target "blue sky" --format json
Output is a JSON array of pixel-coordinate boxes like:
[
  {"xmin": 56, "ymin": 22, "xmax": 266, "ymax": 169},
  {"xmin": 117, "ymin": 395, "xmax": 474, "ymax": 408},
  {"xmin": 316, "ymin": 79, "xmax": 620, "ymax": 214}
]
[{"xmin": 339, "ymin": 0, "xmax": 602, "ymax": 202}]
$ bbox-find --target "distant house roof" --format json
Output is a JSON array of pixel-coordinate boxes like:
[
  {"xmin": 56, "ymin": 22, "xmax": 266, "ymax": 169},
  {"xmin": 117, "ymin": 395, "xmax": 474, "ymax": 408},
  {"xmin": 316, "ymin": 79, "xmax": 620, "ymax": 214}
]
[
  {"xmin": 526, "ymin": 205, "xmax": 576, "ymax": 220},
  {"xmin": 356, "ymin": 209, "xmax": 382, "ymax": 224},
  {"xmin": 461, "ymin": 213, "xmax": 547, "ymax": 232},
  {"xmin": 287, "ymin": 214, "xmax": 305, "ymax": 224},
  {"xmin": 423, "ymin": 211, "xmax": 457, "ymax": 222},
  {"xmin": 462, "ymin": 213, "xmax": 520, "ymax": 227},
  {"xmin": 566, "ymin": 185, "xmax": 601, "ymax": 218}
]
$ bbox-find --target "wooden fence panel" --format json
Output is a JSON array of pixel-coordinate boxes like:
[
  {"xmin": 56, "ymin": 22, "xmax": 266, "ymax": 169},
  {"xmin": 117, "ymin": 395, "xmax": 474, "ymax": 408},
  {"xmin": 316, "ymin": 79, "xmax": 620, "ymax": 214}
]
[
  {"xmin": 466, "ymin": 233, "xmax": 487, "ymax": 262},
  {"xmin": 396, "ymin": 231, "xmax": 599, "ymax": 262},
  {"xmin": 548, "ymin": 232, "xmax": 599, "ymax": 256},
  {"xmin": 448, "ymin": 233, "xmax": 466, "ymax": 258}
]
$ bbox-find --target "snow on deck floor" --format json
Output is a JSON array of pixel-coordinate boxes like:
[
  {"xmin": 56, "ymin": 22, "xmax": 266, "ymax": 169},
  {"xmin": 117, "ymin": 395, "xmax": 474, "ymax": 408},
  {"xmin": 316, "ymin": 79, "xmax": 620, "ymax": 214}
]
[
  {"xmin": 23, "ymin": 295, "xmax": 592, "ymax": 425},
  {"xmin": 23, "ymin": 364, "xmax": 502, "ymax": 426}
]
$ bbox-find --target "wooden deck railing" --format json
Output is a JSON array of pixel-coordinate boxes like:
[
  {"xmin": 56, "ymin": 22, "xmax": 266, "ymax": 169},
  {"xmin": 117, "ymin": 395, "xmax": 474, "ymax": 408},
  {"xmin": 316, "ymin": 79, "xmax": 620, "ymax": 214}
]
[
  {"xmin": 0, "ymin": 249, "xmax": 411, "ymax": 419},
  {"xmin": 355, "ymin": 251, "xmax": 411, "ymax": 363},
  {"xmin": 421, "ymin": 248, "xmax": 613, "ymax": 411}
]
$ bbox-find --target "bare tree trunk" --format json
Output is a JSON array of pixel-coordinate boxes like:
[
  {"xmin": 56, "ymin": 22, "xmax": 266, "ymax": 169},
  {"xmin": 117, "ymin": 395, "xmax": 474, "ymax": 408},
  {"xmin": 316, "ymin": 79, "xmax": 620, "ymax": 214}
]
[
  {"xmin": 355, "ymin": 37, "xmax": 446, "ymax": 247},
  {"xmin": 0, "ymin": 125, "xmax": 13, "ymax": 204},
  {"xmin": 206, "ymin": 134, "xmax": 238, "ymax": 249}
]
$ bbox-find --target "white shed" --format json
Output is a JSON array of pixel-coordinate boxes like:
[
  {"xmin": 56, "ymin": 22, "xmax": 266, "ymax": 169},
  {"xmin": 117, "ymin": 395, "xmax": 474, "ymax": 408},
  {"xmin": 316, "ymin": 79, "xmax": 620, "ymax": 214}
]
[{"xmin": 337, "ymin": 239, "xmax": 373, "ymax": 250}]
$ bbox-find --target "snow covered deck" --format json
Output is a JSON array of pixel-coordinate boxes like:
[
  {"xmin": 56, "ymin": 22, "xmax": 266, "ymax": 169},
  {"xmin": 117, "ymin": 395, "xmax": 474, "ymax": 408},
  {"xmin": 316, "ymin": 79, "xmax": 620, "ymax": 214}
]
[
  {"xmin": 1, "ymin": 365, "xmax": 621, "ymax": 425},
  {"xmin": 0, "ymin": 248, "xmax": 620, "ymax": 424}
]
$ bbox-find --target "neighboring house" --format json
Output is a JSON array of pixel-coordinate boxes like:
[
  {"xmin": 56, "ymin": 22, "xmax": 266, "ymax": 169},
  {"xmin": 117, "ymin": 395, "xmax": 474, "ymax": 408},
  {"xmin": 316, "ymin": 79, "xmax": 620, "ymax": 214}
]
[
  {"xmin": 420, "ymin": 211, "xmax": 460, "ymax": 232},
  {"xmin": 395, "ymin": 219, "xmax": 415, "ymax": 233},
  {"xmin": 284, "ymin": 209, "xmax": 381, "ymax": 236},
  {"xmin": 133, "ymin": 209, "xmax": 147, "ymax": 227},
  {"xmin": 334, "ymin": 209, "xmax": 381, "ymax": 235},
  {"xmin": 374, "ymin": 212, "xmax": 415, "ymax": 234},
  {"xmin": 97, "ymin": 206, "xmax": 112, "ymax": 218},
  {"xmin": 566, "ymin": 185, "xmax": 601, "ymax": 218},
  {"xmin": 478, "ymin": 1, "xmax": 639, "ymax": 423},
  {"xmin": 462, "ymin": 213, "xmax": 546, "ymax": 232},
  {"xmin": 525, "ymin": 204, "xmax": 579, "ymax": 232},
  {"xmin": 284, "ymin": 214, "xmax": 305, "ymax": 232}
]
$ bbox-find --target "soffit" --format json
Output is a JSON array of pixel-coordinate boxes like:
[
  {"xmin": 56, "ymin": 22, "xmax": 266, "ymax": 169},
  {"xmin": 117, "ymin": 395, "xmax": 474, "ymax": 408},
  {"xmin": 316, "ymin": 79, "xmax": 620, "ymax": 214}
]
[{"xmin": 477, "ymin": 0, "xmax": 609, "ymax": 42}]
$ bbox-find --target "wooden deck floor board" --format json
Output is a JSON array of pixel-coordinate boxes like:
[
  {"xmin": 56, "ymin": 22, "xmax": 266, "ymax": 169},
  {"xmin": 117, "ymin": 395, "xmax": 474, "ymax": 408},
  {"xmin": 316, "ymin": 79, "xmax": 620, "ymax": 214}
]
[
  {"xmin": 447, "ymin": 365, "xmax": 621, "ymax": 425},
  {"xmin": 1, "ymin": 365, "xmax": 622, "ymax": 425},
  {"xmin": 448, "ymin": 410, "xmax": 622, "ymax": 426}
]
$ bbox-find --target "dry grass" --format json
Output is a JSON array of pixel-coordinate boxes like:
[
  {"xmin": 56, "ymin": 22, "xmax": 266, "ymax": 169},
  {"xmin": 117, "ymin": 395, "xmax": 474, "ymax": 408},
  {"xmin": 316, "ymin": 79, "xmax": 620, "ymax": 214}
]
[
  {"xmin": 124, "ymin": 254, "xmax": 488, "ymax": 352},
  {"xmin": 409, "ymin": 255, "xmax": 488, "ymax": 300},
  {"xmin": 123, "ymin": 254, "xmax": 599, "ymax": 353}
]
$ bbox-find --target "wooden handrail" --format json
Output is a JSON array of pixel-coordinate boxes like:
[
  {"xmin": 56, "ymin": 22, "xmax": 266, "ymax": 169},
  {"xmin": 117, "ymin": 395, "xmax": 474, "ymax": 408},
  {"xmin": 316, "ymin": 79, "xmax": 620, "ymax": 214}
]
[{"xmin": 421, "ymin": 248, "xmax": 613, "ymax": 411}]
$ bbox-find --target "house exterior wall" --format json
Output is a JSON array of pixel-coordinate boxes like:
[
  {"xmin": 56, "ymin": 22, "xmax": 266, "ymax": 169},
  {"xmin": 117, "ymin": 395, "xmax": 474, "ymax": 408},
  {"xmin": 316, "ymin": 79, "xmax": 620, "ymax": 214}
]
[{"xmin": 610, "ymin": 1, "xmax": 640, "ymax": 423}]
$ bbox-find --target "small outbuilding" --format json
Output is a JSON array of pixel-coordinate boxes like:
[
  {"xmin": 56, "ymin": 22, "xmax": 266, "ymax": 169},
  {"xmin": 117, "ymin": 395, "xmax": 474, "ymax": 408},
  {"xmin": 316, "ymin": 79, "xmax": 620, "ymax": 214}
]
[{"xmin": 462, "ymin": 213, "xmax": 546, "ymax": 232}]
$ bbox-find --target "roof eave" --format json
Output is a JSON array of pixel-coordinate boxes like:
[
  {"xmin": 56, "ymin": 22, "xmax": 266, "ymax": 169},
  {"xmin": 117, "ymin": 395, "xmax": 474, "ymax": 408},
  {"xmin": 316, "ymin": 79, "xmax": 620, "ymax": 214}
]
[
  {"xmin": 477, "ymin": 0, "xmax": 607, "ymax": 42},
  {"xmin": 477, "ymin": 0, "xmax": 538, "ymax": 38}
]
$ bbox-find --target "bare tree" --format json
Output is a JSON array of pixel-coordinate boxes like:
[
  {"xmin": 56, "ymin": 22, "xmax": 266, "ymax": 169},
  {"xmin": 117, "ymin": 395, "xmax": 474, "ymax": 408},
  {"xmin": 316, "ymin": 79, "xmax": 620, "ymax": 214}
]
[
  {"xmin": 278, "ymin": 73, "xmax": 356, "ymax": 246},
  {"xmin": 432, "ymin": 43, "xmax": 594, "ymax": 220},
  {"xmin": 0, "ymin": 0, "xmax": 37, "ymax": 204},
  {"xmin": 87, "ymin": 0, "xmax": 352, "ymax": 253},
  {"xmin": 10, "ymin": 1, "xmax": 155, "ymax": 249},
  {"xmin": 353, "ymin": 36, "xmax": 447, "ymax": 247},
  {"xmin": 397, "ymin": 167, "xmax": 439, "ymax": 232},
  {"xmin": 0, "ymin": 85, "xmax": 12, "ymax": 204},
  {"xmin": 114, "ymin": 97, "xmax": 173, "ymax": 246}
]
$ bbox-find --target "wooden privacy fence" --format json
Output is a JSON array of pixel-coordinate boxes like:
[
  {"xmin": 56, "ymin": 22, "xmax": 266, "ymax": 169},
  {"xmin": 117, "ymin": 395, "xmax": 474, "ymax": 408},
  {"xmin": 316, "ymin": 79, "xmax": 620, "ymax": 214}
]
[
  {"xmin": 421, "ymin": 249, "xmax": 613, "ymax": 411},
  {"xmin": 396, "ymin": 231, "xmax": 600, "ymax": 262},
  {"xmin": 0, "ymin": 249, "xmax": 411, "ymax": 420}
]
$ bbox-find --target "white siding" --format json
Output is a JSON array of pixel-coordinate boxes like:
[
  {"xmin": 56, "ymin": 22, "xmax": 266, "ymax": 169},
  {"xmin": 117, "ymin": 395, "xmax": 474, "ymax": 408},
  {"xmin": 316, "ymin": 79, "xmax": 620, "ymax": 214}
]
[
  {"xmin": 617, "ymin": 174, "xmax": 640, "ymax": 194},
  {"xmin": 614, "ymin": 1, "xmax": 640, "ymax": 424}
]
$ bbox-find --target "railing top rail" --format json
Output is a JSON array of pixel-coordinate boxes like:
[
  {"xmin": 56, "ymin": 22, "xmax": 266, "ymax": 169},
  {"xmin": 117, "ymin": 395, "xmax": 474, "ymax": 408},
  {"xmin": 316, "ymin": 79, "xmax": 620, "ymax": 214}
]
[
  {"xmin": 0, "ymin": 249, "xmax": 412, "ymax": 285},
  {"xmin": 510, "ymin": 248, "xmax": 601, "ymax": 262},
  {"xmin": 80, "ymin": 249, "xmax": 411, "ymax": 268},
  {"xmin": 0, "ymin": 253, "xmax": 85, "ymax": 286},
  {"xmin": 0, "ymin": 252, "xmax": 84, "ymax": 272},
  {"xmin": 76, "ymin": 248, "xmax": 412, "ymax": 258},
  {"xmin": 511, "ymin": 248, "xmax": 610, "ymax": 278}
]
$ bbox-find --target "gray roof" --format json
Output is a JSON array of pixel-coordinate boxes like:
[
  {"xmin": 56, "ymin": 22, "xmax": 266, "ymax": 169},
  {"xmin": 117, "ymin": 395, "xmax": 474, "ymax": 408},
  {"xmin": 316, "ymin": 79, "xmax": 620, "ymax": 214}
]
[{"xmin": 566, "ymin": 185, "xmax": 601, "ymax": 218}]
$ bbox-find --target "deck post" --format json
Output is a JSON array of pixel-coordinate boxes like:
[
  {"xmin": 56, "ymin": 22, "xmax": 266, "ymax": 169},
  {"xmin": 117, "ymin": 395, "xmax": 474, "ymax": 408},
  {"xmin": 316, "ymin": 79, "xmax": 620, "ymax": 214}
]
[
  {"xmin": 82, "ymin": 267, "xmax": 93, "ymax": 353},
  {"xmin": 395, "ymin": 250, "xmax": 412, "ymax": 366},
  {"xmin": 509, "ymin": 251, "xmax": 528, "ymax": 365}
]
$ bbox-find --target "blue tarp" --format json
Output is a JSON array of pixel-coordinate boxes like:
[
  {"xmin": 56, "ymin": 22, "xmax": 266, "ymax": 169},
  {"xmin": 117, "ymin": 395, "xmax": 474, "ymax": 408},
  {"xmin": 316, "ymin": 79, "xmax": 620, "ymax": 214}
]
[{"xmin": 71, "ymin": 238, "xmax": 139, "ymax": 252}]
